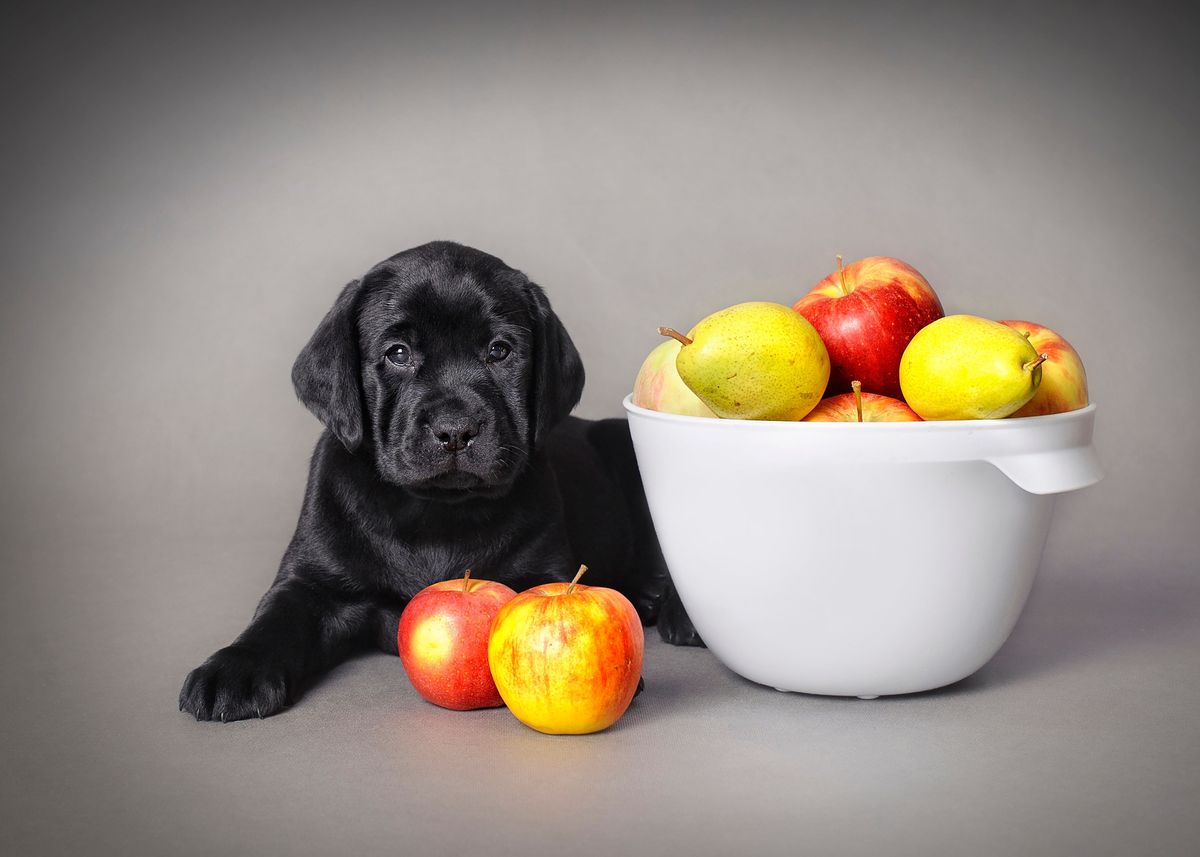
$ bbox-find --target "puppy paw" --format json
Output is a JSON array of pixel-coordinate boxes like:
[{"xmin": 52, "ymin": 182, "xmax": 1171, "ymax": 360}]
[
  {"xmin": 179, "ymin": 645, "xmax": 291, "ymax": 722},
  {"xmin": 657, "ymin": 588, "xmax": 705, "ymax": 647},
  {"xmin": 628, "ymin": 590, "xmax": 662, "ymax": 626}
]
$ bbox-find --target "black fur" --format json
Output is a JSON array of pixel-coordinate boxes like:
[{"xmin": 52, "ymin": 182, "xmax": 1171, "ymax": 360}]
[{"xmin": 180, "ymin": 242, "xmax": 700, "ymax": 722}]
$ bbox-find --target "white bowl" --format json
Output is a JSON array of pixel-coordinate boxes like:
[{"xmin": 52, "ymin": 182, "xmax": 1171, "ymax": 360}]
[{"xmin": 623, "ymin": 395, "xmax": 1102, "ymax": 698}]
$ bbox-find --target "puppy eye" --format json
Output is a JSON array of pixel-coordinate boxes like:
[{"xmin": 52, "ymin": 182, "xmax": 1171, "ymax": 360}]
[
  {"xmin": 385, "ymin": 344, "xmax": 412, "ymax": 366},
  {"xmin": 487, "ymin": 341, "xmax": 512, "ymax": 363}
]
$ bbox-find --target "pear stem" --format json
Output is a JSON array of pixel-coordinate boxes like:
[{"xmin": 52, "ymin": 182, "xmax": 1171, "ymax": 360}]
[
  {"xmin": 658, "ymin": 326, "xmax": 693, "ymax": 347},
  {"xmin": 852, "ymin": 380, "xmax": 863, "ymax": 422},
  {"xmin": 836, "ymin": 255, "xmax": 850, "ymax": 297},
  {"xmin": 565, "ymin": 564, "xmax": 588, "ymax": 594},
  {"xmin": 462, "ymin": 569, "xmax": 472, "ymax": 592},
  {"xmin": 1024, "ymin": 353, "xmax": 1049, "ymax": 372}
]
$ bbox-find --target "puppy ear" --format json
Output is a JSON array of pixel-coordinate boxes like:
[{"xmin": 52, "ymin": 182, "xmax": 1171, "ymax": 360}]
[
  {"xmin": 291, "ymin": 279, "xmax": 365, "ymax": 452},
  {"xmin": 526, "ymin": 280, "xmax": 585, "ymax": 449}
]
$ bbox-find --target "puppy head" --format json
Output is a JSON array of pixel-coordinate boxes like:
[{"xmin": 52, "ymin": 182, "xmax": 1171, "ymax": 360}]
[{"xmin": 291, "ymin": 242, "xmax": 584, "ymax": 500}]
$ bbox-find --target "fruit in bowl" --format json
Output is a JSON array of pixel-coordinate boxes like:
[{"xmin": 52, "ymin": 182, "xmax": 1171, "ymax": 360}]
[
  {"xmin": 621, "ymin": 252, "xmax": 1101, "ymax": 697},
  {"xmin": 900, "ymin": 315, "xmax": 1047, "ymax": 420},
  {"xmin": 804, "ymin": 380, "xmax": 921, "ymax": 422},
  {"xmin": 998, "ymin": 320, "xmax": 1089, "ymax": 416},
  {"xmin": 632, "ymin": 339, "xmax": 716, "ymax": 417},
  {"xmin": 397, "ymin": 571, "xmax": 517, "ymax": 710},
  {"xmin": 794, "ymin": 256, "xmax": 944, "ymax": 400},
  {"xmin": 659, "ymin": 301, "xmax": 829, "ymax": 421}
]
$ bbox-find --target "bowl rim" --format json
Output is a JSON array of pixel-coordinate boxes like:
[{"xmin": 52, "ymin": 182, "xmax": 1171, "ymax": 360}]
[{"xmin": 622, "ymin": 394, "xmax": 1097, "ymax": 432}]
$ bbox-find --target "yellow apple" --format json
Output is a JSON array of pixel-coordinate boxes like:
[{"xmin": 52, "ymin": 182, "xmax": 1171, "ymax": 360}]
[
  {"xmin": 999, "ymin": 320, "xmax": 1089, "ymax": 416},
  {"xmin": 487, "ymin": 566, "xmax": 644, "ymax": 735},
  {"xmin": 632, "ymin": 340, "xmax": 716, "ymax": 417}
]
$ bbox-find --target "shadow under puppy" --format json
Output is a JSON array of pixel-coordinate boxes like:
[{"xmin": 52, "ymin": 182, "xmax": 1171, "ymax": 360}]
[{"xmin": 180, "ymin": 241, "xmax": 701, "ymax": 722}]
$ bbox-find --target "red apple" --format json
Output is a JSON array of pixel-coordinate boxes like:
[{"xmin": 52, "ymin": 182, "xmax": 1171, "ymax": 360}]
[
  {"xmin": 804, "ymin": 380, "xmax": 921, "ymax": 422},
  {"xmin": 397, "ymin": 571, "xmax": 517, "ymax": 710},
  {"xmin": 794, "ymin": 255, "xmax": 944, "ymax": 399},
  {"xmin": 999, "ymin": 320, "xmax": 1089, "ymax": 417},
  {"xmin": 488, "ymin": 565, "xmax": 644, "ymax": 735}
]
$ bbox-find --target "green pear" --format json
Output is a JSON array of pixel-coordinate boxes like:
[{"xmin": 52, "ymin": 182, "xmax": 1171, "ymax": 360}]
[
  {"xmin": 659, "ymin": 302, "xmax": 830, "ymax": 420},
  {"xmin": 899, "ymin": 314, "xmax": 1047, "ymax": 420}
]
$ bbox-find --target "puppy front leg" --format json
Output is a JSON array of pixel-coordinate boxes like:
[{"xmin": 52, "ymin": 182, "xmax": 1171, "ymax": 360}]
[
  {"xmin": 657, "ymin": 580, "xmax": 704, "ymax": 647},
  {"xmin": 179, "ymin": 580, "xmax": 369, "ymax": 722}
]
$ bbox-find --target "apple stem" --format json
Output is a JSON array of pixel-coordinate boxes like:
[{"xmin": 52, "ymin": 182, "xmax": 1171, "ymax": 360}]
[
  {"xmin": 462, "ymin": 569, "xmax": 472, "ymax": 592},
  {"xmin": 852, "ymin": 380, "xmax": 863, "ymax": 422},
  {"xmin": 836, "ymin": 254, "xmax": 849, "ymax": 297},
  {"xmin": 1024, "ymin": 353, "xmax": 1048, "ymax": 372},
  {"xmin": 658, "ymin": 326, "xmax": 693, "ymax": 347},
  {"xmin": 565, "ymin": 564, "xmax": 588, "ymax": 594}
]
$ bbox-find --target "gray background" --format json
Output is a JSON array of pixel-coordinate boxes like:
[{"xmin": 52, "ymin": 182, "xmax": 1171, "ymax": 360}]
[{"xmin": 3, "ymin": 2, "xmax": 1198, "ymax": 855}]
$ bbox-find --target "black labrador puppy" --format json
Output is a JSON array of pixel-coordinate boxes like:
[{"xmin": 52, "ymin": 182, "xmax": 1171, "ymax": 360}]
[{"xmin": 180, "ymin": 241, "xmax": 700, "ymax": 721}]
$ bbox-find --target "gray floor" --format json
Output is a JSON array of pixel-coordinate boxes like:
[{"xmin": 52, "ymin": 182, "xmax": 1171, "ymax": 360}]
[
  {"xmin": 4, "ymin": 519, "xmax": 1198, "ymax": 857},
  {"xmin": 4, "ymin": 3, "xmax": 1199, "ymax": 855}
]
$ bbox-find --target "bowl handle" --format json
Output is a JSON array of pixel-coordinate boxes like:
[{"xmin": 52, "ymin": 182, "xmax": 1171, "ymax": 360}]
[{"xmin": 987, "ymin": 445, "xmax": 1104, "ymax": 495}]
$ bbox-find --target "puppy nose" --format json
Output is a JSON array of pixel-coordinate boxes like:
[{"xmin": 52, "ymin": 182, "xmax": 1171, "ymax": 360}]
[{"xmin": 430, "ymin": 416, "xmax": 479, "ymax": 453}]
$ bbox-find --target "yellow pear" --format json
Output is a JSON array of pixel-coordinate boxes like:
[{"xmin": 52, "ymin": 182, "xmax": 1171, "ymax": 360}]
[
  {"xmin": 899, "ymin": 315, "xmax": 1047, "ymax": 420},
  {"xmin": 659, "ymin": 302, "xmax": 829, "ymax": 420}
]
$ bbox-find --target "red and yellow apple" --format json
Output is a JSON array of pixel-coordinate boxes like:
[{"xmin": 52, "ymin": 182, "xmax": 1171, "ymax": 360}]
[
  {"xmin": 804, "ymin": 380, "xmax": 921, "ymax": 422},
  {"xmin": 488, "ymin": 566, "xmax": 644, "ymax": 735},
  {"xmin": 794, "ymin": 256, "xmax": 944, "ymax": 400},
  {"xmin": 632, "ymin": 339, "xmax": 716, "ymax": 417},
  {"xmin": 397, "ymin": 571, "xmax": 517, "ymax": 711},
  {"xmin": 998, "ymin": 320, "xmax": 1088, "ymax": 417}
]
